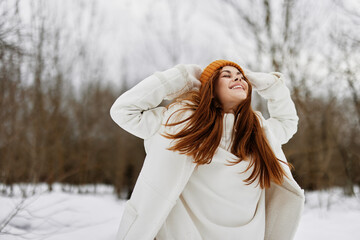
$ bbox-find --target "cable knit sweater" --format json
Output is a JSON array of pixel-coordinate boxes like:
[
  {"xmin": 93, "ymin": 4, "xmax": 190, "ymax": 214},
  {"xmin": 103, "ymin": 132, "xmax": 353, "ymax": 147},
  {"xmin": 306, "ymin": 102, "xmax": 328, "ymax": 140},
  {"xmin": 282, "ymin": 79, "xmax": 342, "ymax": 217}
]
[{"xmin": 109, "ymin": 64, "xmax": 305, "ymax": 240}]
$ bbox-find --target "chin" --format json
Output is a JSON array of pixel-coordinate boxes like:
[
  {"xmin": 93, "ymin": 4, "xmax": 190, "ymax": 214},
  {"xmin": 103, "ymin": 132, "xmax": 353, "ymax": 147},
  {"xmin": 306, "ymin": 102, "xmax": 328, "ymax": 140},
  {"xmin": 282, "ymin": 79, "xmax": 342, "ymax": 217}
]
[{"xmin": 235, "ymin": 94, "xmax": 247, "ymax": 102}]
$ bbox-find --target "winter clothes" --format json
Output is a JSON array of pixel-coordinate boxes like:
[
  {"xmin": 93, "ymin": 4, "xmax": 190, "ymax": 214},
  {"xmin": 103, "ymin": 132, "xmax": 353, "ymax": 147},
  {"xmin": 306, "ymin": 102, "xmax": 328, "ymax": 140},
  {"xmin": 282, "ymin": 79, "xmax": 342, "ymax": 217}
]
[
  {"xmin": 109, "ymin": 63, "xmax": 305, "ymax": 240},
  {"xmin": 199, "ymin": 59, "xmax": 244, "ymax": 84}
]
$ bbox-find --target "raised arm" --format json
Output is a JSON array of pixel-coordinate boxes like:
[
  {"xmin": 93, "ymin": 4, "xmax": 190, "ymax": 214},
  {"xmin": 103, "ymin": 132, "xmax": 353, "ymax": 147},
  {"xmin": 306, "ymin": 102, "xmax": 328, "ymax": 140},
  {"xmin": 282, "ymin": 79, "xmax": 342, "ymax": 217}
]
[
  {"xmin": 110, "ymin": 64, "xmax": 202, "ymax": 139},
  {"xmin": 244, "ymin": 69, "xmax": 299, "ymax": 145}
]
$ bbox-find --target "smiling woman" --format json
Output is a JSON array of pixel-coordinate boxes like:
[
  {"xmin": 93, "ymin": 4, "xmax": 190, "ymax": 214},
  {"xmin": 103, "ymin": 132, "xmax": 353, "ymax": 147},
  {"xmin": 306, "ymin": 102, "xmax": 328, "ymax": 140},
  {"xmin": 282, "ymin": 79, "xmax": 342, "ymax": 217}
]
[
  {"xmin": 161, "ymin": 60, "xmax": 291, "ymax": 186},
  {"xmin": 110, "ymin": 59, "xmax": 305, "ymax": 240},
  {"xmin": 215, "ymin": 66, "xmax": 249, "ymax": 113}
]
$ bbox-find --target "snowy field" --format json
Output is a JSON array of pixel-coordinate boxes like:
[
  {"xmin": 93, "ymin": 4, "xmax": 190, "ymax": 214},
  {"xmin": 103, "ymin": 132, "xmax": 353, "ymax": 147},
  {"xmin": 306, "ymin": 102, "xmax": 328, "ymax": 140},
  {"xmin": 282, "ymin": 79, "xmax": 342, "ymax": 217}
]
[{"xmin": 0, "ymin": 184, "xmax": 359, "ymax": 240}]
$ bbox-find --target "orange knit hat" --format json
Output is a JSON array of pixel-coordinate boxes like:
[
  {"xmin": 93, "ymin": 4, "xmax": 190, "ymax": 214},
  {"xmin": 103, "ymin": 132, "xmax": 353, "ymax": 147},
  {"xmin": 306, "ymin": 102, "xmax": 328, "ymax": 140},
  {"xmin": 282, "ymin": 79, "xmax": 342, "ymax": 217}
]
[{"xmin": 199, "ymin": 59, "xmax": 244, "ymax": 85}]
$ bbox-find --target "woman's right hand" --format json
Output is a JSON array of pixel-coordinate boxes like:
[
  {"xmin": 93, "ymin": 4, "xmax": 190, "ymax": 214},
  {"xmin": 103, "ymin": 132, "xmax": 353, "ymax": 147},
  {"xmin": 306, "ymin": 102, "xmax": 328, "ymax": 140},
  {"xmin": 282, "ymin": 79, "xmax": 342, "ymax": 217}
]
[
  {"xmin": 177, "ymin": 64, "xmax": 202, "ymax": 90},
  {"xmin": 110, "ymin": 63, "xmax": 203, "ymax": 140},
  {"xmin": 162, "ymin": 64, "xmax": 202, "ymax": 100}
]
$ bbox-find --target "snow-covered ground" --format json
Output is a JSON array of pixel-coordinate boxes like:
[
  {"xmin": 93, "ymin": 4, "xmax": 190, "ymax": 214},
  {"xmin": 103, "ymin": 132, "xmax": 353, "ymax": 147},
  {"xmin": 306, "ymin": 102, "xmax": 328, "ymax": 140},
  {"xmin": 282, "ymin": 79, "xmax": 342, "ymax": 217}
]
[
  {"xmin": 295, "ymin": 187, "xmax": 360, "ymax": 240},
  {"xmin": 0, "ymin": 184, "xmax": 359, "ymax": 240}
]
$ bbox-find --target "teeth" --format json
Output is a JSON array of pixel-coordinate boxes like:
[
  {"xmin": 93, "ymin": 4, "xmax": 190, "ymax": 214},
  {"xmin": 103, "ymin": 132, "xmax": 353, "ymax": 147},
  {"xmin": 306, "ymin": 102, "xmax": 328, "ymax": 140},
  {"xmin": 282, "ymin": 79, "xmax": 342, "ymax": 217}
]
[{"xmin": 232, "ymin": 85, "xmax": 243, "ymax": 89}]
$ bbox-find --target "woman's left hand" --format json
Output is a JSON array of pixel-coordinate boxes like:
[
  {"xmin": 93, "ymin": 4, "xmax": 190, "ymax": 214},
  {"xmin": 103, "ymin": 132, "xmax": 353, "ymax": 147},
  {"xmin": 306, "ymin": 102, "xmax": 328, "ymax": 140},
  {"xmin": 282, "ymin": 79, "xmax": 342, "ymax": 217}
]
[{"xmin": 242, "ymin": 68, "xmax": 279, "ymax": 91}]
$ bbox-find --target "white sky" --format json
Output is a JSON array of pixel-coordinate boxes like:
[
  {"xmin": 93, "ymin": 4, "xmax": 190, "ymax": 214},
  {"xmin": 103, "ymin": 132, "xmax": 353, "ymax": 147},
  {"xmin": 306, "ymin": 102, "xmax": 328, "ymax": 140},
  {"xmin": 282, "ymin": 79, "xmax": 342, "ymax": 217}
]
[{"xmin": 11, "ymin": 0, "xmax": 360, "ymax": 98}]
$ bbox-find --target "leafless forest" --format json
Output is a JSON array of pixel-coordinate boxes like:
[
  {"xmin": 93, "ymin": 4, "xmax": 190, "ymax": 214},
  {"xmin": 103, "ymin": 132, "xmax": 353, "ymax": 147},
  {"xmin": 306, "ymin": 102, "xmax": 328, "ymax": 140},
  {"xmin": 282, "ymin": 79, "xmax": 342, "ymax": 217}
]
[{"xmin": 0, "ymin": 0, "xmax": 359, "ymax": 199}]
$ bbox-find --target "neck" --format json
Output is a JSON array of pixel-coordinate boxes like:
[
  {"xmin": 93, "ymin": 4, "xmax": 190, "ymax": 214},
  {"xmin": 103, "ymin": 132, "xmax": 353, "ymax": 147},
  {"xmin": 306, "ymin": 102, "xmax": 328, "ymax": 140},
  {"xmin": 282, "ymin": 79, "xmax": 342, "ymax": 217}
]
[{"xmin": 222, "ymin": 104, "xmax": 235, "ymax": 114}]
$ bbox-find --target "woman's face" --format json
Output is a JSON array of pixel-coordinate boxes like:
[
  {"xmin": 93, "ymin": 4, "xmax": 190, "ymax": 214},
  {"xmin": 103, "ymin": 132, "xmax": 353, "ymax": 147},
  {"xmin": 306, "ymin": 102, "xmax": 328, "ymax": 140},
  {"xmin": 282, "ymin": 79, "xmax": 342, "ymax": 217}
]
[{"xmin": 214, "ymin": 66, "xmax": 249, "ymax": 113}]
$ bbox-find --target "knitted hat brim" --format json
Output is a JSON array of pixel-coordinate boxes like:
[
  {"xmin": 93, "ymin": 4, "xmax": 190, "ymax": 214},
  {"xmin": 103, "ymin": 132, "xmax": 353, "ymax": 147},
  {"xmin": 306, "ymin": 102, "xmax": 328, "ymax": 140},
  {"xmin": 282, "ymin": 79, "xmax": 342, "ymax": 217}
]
[{"xmin": 199, "ymin": 59, "xmax": 244, "ymax": 84}]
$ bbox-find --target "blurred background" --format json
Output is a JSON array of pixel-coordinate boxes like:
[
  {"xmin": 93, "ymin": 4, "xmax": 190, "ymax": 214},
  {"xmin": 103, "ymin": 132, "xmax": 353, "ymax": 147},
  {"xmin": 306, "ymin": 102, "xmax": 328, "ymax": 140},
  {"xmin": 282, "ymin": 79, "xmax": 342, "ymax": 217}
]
[{"xmin": 0, "ymin": 0, "xmax": 359, "ymax": 239}]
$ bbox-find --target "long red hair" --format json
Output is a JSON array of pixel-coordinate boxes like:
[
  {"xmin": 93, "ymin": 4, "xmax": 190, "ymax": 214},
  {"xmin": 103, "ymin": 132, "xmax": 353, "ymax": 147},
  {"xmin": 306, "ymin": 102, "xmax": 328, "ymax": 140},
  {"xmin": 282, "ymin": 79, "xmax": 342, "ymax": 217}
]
[{"xmin": 160, "ymin": 66, "xmax": 293, "ymax": 189}]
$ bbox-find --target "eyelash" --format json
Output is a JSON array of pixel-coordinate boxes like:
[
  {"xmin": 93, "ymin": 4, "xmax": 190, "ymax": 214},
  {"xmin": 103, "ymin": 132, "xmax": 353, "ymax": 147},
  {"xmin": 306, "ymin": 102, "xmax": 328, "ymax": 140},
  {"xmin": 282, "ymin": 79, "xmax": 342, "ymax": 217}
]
[{"xmin": 223, "ymin": 75, "xmax": 244, "ymax": 80}]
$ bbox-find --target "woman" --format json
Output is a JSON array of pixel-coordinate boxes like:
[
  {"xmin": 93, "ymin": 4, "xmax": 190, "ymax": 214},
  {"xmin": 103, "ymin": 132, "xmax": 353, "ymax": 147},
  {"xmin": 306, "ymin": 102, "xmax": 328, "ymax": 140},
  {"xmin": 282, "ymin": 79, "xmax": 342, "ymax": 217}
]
[{"xmin": 110, "ymin": 60, "xmax": 305, "ymax": 240}]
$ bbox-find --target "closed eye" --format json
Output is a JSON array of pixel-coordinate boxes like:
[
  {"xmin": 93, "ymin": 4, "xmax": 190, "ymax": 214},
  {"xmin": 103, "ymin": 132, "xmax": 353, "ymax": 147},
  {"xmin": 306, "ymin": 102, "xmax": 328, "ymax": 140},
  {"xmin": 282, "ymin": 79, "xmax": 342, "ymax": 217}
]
[{"xmin": 222, "ymin": 75, "xmax": 245, "ymax": 80}]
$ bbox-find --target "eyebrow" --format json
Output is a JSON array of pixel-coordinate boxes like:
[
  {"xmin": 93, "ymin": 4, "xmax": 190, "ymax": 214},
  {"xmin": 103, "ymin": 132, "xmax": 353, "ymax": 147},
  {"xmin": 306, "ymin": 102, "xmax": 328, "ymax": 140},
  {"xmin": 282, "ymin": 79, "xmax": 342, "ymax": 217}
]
[{"xmin": 220, "ymin": 70, "xmax": 242, "ymax": 75}]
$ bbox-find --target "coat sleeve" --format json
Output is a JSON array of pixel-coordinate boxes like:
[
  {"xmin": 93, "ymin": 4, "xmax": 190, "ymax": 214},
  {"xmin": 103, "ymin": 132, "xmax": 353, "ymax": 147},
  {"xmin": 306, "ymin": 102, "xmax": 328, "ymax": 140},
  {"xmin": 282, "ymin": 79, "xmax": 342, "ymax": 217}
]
[
  {"xmin": 115, "ymin": 105, "xmax": 196, "ymax": 240},
  {"xmin": 255, "ymin": 72, "xmax": 299, "ymax": 145},
  {"xmin": 109, "ymin": 64, "xmax": 202, "ymax": 140}
]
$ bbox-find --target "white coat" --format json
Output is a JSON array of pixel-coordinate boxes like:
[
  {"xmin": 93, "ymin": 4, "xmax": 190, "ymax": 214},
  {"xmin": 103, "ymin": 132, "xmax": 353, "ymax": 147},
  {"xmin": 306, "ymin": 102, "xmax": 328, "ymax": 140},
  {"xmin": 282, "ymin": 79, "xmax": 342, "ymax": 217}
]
[{"xmin": 110, "ymin": 64, "xmax": 305, "ymax": 240}]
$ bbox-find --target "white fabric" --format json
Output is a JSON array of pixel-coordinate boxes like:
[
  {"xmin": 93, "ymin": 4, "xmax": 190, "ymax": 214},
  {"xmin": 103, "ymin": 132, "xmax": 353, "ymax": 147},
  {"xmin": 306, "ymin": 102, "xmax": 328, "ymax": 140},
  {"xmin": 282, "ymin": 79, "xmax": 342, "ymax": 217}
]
[
  {"xmin": 242, "ymin": 68, "xmax": 278, "ymax": 91},
  {"xmin": 156, "ymin": 113, "xmax": 265, "ymax": 240},
  {"xmin": 109, "ymin": 64, "xmax": 305, "ymax": 240}
]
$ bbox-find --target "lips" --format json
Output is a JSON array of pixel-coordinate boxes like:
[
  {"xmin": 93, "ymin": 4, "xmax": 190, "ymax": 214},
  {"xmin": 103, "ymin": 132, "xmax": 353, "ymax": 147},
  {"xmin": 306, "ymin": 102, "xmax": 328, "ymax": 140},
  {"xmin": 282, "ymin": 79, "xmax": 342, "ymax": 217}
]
[{"xmin": 229, "ymin": 83, "xmax": 245, "ymax": 90}]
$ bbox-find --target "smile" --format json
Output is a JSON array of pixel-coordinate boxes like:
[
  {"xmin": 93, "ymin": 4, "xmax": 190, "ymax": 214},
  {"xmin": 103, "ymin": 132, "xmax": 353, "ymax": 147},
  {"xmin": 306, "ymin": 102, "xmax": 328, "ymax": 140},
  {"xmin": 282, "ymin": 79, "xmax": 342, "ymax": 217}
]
[{"xmin": 230, "ymin": 85, "xmax": 245, "ymax": 90}]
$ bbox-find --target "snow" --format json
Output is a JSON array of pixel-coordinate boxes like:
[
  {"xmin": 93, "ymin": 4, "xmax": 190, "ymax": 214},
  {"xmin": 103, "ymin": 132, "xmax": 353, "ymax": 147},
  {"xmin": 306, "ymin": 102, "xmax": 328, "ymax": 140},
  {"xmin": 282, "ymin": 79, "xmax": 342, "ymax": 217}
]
[
  {"xmin": 1, "ymin": 184, "xmax": 359, "ymax": 239},
  {"xmin": 0, "ymin": 184, "xmax": 123, "ymax": 240},
  {"xmin": 295, "ymin": 187, "xmax": 360, "ymax": 240}
]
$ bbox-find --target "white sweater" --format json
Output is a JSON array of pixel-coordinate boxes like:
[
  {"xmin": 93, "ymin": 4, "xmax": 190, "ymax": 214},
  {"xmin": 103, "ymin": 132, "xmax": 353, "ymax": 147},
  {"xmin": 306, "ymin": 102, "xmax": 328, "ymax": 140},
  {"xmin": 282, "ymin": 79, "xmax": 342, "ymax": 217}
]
[
  {"xmin": 156, "ymin": 113, "xmax": 265, "ymax": 240},
  {"xmin": 110, "ymin": 63, "xmax": 305, "ymax": 240}
]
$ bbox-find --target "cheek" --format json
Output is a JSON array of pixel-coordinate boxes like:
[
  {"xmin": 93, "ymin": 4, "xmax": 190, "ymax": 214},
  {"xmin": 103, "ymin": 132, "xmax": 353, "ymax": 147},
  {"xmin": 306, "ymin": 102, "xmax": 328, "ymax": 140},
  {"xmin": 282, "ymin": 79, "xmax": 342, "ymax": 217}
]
[
  {"xmin": 215, "ymin": 81, "xmax": 229, "ymax": 100},
  {"xmin": 245, "ymin": 81, "xmax": 250, "ymax": 91}
]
